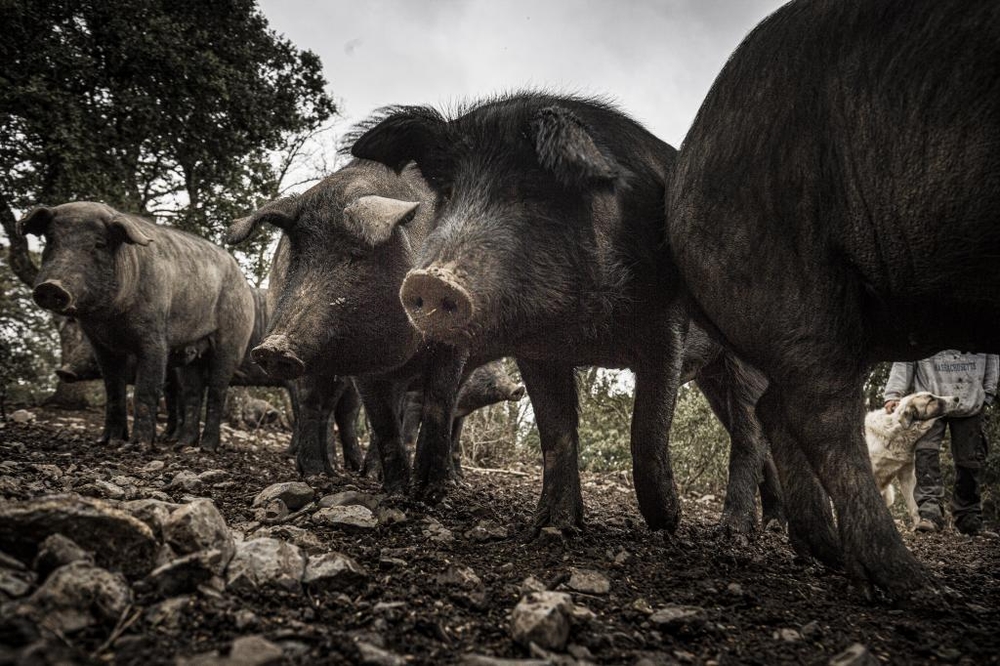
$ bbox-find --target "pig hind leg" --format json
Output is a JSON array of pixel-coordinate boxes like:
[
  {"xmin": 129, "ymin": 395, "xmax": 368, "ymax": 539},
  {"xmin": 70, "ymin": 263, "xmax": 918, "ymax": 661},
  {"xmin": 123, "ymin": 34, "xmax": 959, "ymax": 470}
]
[
  {"xmin": 174, "ymin": 365, "xmax": 205, "ymax": 447},
  {"xmin": 758, "ymin": 373, "xmax": 924, "ymax": 596},
  {"xmin": 755, "ymin": 386, "xmax": 841, "ymax": 568},
  {"xmin": 695, "ymin": 358, "xmax": 768, "ymax": 537},
  {"xmin": 518, "ymin": 360, "xmax": 584, "ymax": 531}
]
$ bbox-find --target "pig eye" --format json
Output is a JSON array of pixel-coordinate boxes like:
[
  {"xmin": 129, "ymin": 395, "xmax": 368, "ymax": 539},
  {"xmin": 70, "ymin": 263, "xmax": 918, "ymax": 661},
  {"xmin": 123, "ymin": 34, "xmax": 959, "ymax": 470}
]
[{"xmin": 94, "ymin": 240, "xmax": 108, "ymax": 249}]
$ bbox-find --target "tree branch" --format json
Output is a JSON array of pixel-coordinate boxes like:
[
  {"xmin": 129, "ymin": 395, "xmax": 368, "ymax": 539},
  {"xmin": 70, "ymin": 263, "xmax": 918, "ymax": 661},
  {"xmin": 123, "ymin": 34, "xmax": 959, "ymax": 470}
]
[{"xmin": 0, "ymin": 193, "xmax": 38, "ymax": 286}]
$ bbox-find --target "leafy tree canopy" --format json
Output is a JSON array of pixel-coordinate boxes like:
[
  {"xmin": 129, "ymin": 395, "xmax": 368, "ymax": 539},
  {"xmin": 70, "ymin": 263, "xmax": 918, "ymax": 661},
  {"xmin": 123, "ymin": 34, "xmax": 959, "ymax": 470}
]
[{"xmin": 0, "ymin": 0, "xmax": 335, "ymax": 280}]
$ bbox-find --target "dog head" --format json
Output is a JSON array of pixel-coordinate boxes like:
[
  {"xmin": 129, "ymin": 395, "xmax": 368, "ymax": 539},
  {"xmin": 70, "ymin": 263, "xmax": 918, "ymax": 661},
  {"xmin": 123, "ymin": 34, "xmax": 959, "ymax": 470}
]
[{"xmin": 897, "ymin": 391, "xmax": 961, "ymax": 428}]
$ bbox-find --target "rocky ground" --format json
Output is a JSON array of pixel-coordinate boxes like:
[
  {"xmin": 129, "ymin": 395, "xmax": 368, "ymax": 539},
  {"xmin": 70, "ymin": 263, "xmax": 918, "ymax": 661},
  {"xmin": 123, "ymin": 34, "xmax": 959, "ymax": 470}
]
[{"xmin": 1, "ymin": 407, "xmax": 998, "ymax": 666}]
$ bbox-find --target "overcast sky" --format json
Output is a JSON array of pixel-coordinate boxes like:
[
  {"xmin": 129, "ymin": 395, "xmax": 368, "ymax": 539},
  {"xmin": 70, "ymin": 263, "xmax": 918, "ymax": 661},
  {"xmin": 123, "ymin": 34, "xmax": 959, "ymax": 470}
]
[{"xmin": 256, "ymin": 0, "xmax": 787, "ymax": 149}]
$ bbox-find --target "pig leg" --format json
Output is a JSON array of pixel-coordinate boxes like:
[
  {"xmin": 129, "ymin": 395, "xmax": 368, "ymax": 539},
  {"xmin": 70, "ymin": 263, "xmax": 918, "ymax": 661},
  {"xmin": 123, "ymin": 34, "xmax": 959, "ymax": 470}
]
[
  {"xmin": 762, "ymin": 379, "xmax": 926, "ymax": 595},
  {"xmin": 293, "ymin": 375, "xmax": 334, "ymax": 475},
  {"xmin": 759, "ymin": 450, "xmax": 785, "ymax": 529},
  {"xmin": 630, "ymin": 316, "xmax": 687, "ymax": 532},
  {"xmin": 450, "ymin": 415, "xmax": 466, "ymax": 477},
  {"xmin": 163, "ymin": 370, "xmax": 180, "ymax": 441},
  {"xmin": 518, "ymin": 359, "xmax": 584, "ymax": 530},
  {"xmin": 334, "ymin": 380, "xmax": 363, "ymax": 472},
  {"xmin": 357, "ymin": 377, "xmax": 410, "ymax": 494},
  {"xmin": 93, "ymin": 347, "xmax": 129, "ymax": 444},
  {"xmin": 131, "ymin": 344, "xmax": 168, "ymax": 445},
  {"xmin": 413, "ymin": 345, "xmax": 468, "ymax": 502},
  {"xmin": 755, "ymin": 387, "xmax": 841, "ymax": 567},
  {"xmin": 697, "ymin": 373, "xmax": 763, "ymax": 536},
  {"xmin": 175, "ymin": 365, "xmax": 205, "ymax": 447}
]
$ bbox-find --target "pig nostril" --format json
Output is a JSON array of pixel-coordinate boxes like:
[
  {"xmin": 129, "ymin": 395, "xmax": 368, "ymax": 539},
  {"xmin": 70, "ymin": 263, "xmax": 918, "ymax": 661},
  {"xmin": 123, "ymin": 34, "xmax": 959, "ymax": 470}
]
[
  {"xmin": 414, "ymin": 296, "xmax": 424, "ymax": 309},
  {"xmin": 441, "ymin": 297, "xmax": 457, "ymax": 314}
]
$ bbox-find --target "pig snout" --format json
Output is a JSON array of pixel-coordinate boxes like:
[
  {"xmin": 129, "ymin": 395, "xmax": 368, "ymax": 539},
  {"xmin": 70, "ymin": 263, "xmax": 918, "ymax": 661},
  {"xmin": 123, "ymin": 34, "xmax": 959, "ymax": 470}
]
[
  {"xmin": 33, "ymin": 281, "xmax": 75, "ymax": 313},
  {"xmin": 55, "ymin": 367, "xmax": 79, "ymax": 382},
  {"xmin": 508, "ymin": 385, "xmax": 526, "ymax": 401},
  {"xmin": 400, "ymin": 267, "xmax": 474, "ymax": 340},
  {"xmin": 251, "ymin": 335, "xmax": 306, "ymax": 379}
]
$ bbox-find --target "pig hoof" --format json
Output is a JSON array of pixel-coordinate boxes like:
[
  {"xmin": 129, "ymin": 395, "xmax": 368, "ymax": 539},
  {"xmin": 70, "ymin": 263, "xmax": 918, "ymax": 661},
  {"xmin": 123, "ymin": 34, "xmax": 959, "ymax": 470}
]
[
  {"xmin": 200, "ymin": 440, "xmax": 219, "ymax": 453},
  {"xmin": 716, "ymin": 513, "xmax": 756, "ymax": 540},
  {"xmin": 763, "ymin": 516, "xmax": 786, "ymax": 533}
]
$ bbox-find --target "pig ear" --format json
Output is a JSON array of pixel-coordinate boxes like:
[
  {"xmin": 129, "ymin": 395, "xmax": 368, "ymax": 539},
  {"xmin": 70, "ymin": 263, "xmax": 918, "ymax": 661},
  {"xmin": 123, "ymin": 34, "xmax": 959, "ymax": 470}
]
[
  {"xmin": 227, "ymin": 197, "xmax": 299, "ymax": 245},
  {"xmin": 344, "ymin": 196, "xmax": 420, "ymax": 246},
  {"xmin": 532, "ymin": 106, "xmax": 621, "ymax": 188},
  {"xmin": 108, "ymin": 214, "xmax": 153, "ymax": 246},
  {"xmin": 18, "ymin": 206, "xmax": 54, "ymax": 237},
  {"xmin": 350, "ymin": 106, "xmax": 447, "ymax": 173}
]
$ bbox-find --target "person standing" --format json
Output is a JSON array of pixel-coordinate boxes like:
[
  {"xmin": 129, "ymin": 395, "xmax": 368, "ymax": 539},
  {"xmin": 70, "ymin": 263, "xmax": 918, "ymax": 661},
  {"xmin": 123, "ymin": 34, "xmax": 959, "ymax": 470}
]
[{"xmin": 883, "ymin": 350, "xmax": 998, "ymax": 535}]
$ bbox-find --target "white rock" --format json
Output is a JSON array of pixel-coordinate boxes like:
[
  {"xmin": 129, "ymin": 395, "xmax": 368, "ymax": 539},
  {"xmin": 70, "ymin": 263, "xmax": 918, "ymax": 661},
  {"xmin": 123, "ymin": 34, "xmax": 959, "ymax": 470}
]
[
  {"xmin": 566, "ymin": 567, "xmax": 610, "ymax": 595},
  {"xmin": 829, "ymin": 643, "xmax": 879, "ymax": 666},
  {"xmin": 510, "ymin": 591, "xmax": 574, "ymax": 651},
  {"xmin": 312, "ymin": 505, "xmax": 378, "ymax": 530},
  {"xmin": 10, "ymin": 409, "xmax": 35, "ymax": 424},
  {"xmin": 162, "ymin": 499, "xmax": 234, "ymax": 573},
  {"xmin": 0, "ymin": 494, "xmax": 157, "ymax": 578},
  {"xmin": 167, "ymin": 470, "xmax": 204, "ymax": 492},
  {"xmin": 252, "ymin": 482, "xmax": 314, "ymax": 511},
  {"xmin": 356, "ymin": 640, "xmax": 407, "ymax": 666},
  {"xmin": 229, "ymin": 635, "xmax": 284, "ymax": 665},
  {"xmin": 226, "ymin": 538, "xmax": 305, "ymax": 593},
  {"xmin": 317, "ymin": 490, "xmax": 381, "ymax": 511},
  {"xmin": 303, "ymin": 552, "xmax": 368, "ymax": 592},
  {"xmin": 649, "ymin": 604, "xmax": 707, "ymax": 631},
  {"xmin": 25, "ymin": 562, "xmax": 131, "ymax": 633}
]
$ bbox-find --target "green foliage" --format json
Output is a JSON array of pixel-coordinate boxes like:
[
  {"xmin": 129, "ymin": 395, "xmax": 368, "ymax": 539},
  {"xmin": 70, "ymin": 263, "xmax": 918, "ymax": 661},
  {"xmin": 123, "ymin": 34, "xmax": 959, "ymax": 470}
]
[
  {"xmin": 0, "ymin": 253, "xmax": 59, "ymax": 410},
  {"xmin": 0, "ymin": 0, "xmax": 336, "ymax": 283},
  {"xmin": 576, "ymin": 368, "xmax": 635, "ymax": 472}
]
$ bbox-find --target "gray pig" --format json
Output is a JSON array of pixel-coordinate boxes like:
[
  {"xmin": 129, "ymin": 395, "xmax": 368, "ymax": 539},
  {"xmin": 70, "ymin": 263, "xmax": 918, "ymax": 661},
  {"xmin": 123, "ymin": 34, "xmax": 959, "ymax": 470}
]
[{"xmin": 20, "ymin": 202, "xmax": 254, "ymax": 450}]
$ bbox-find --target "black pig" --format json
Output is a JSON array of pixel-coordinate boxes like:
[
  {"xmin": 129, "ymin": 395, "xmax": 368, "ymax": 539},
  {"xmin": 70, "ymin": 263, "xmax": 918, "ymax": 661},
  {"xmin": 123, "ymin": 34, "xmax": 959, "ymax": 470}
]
[
  {"xmin": 227, "ymin": 163, "xmax": 466, "ymax": 495},
  {"xmin": 351, "ymin": 93, "xmax": 695, "ymax": 530},
  {"xmin": 667, "ymin": 0, "xmax": 1000, "ymax": 593},
  {"xmin": 20, "ymin": 202, "xmax": 254, "ymax": 450}
]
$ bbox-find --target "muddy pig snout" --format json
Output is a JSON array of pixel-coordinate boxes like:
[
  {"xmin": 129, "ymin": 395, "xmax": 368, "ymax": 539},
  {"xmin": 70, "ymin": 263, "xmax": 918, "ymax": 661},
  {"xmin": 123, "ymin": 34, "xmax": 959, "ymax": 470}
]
[
  {"xmin": 400, "ymin": 267, "xmax": 474, "ymax": 340},
  {"xmin": 251, "ymin": 335, "xmax": 306, "ymax": 379},
  {"xmin": 55, "ymin": 367, "xmax": 79, "ymax": 382},
  {"xmin": 33, "ymin": 281, "xmax": 74, "ymax": 313},
  {"xmin": 509, "ymin": 385, "xmax": 526, "ymax": 401}
]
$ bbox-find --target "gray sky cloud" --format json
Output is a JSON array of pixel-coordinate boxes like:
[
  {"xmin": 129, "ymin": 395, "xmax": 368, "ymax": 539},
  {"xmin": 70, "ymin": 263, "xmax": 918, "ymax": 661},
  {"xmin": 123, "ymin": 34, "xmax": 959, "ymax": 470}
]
[{"xmin": 257, "ymin": 0, "xmax": 786, "ymax": 147}]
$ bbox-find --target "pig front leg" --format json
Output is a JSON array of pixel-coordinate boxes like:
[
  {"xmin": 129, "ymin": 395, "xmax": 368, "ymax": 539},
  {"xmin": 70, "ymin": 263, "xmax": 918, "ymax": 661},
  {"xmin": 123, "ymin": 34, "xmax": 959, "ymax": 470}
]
[
  {"xmin": 630, "ymin": 316, "xmax": 687, "ymax": 532},
  {"xmin": 356, "ymin": 377, "xmax": 411, "ymax": 494},
  {"xmin": 517, "ymin": 359, "xmax": 584, "ymax": 531},
  {"xmin": 93, "ymin": 346, "xmax": 129, "ymax": 445},
  {"xmin": 131, "ymin": 345, "xmax": 168, "ymax": 446},
  {"xmin": 293, "ymin": 375, "xmax": 335, "ymax": 476},
  {"xmin": 412, "ymin": 345, "xmax": 468, "ymax": 502}
]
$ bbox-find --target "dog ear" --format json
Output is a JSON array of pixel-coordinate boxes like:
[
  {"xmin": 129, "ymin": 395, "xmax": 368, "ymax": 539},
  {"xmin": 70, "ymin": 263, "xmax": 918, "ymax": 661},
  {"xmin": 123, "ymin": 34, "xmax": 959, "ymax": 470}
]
[{"xmin": 898, "ymin": 404, "xmax": 916, "ymax": 429}]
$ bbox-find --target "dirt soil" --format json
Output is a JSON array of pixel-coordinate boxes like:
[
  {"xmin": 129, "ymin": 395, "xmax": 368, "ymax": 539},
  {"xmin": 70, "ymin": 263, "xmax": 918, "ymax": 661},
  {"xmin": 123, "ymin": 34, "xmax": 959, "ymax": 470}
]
[{"xmin": 1, "ymin": 407, "xmax": 999, "ymax": 665}]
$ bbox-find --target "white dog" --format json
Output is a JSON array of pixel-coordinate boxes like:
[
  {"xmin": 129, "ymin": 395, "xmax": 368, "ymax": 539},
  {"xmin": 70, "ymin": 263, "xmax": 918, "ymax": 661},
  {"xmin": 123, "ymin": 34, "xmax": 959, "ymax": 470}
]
[{"xmin": 864, "ymin": 391, "xmax": 961, "ymax": 528}]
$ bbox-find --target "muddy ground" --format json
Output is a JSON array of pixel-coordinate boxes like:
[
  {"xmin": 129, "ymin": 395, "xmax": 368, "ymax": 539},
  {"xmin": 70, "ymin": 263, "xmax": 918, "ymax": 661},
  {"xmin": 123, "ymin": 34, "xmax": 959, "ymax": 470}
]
[{"xmin": 1, "ymin": 407, "xmax": 998, "ymax": 665}]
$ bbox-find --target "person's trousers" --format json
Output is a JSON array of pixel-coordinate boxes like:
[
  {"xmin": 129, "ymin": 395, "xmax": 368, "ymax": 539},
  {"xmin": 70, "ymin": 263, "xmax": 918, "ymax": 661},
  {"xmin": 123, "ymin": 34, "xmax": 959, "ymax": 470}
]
[{"xmin": 913, "ymin": 411, "xmax": 988, "ymax": 523}]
